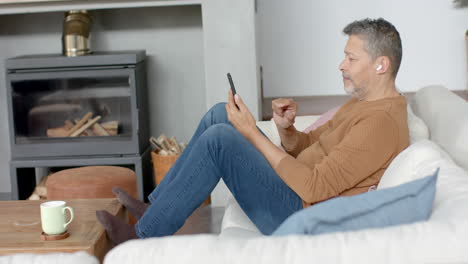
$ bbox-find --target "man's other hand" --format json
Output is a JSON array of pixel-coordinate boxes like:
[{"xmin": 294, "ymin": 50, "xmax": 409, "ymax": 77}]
[{"xmin": 272, "ymin": 98, "xmax": 297, "ymax": 129}]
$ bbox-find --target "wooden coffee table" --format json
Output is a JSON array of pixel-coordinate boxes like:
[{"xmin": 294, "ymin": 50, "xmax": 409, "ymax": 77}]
[{"xmin": 0, "ymin": 199, "xmax": 125, "ymax": 261}]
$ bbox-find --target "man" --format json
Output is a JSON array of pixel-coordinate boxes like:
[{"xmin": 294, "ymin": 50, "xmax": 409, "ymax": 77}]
[{"xmin": 97, "ymin": 18, "xmax": 409, "ymax": 244}]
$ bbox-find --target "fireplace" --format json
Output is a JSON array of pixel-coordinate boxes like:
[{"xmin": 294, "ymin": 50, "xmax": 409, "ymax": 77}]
[
  {"xmin": 6, "ymin": 51, "xmax": 149, "ymax": 158},
  {"xmin": 6, "ymin": 51, "xmax": 152, "ymax": 200}
]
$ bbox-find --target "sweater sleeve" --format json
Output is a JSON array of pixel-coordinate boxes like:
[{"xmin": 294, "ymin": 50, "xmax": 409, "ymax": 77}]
[
  {"xmin": 281, "ymin": 120, "xmax": 332, "ymax": 158},
  {"xmin": 275, "ymin": 112, "xmax": 398, "ymax": 204}
]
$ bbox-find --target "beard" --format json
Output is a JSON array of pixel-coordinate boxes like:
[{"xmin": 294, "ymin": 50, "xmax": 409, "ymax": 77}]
[
  {"xmin": 344, "ymin": 83, "xmax": 356, "ymax": 95},
  {"xmin": 343, "ymin": 74, "xmax": 365, "ymax": 98}
]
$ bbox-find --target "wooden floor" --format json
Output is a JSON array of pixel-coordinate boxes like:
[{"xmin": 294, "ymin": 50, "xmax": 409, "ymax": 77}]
[{"xmin": 175, "ymin": 206, "xmax": 225, "ymax": 235}]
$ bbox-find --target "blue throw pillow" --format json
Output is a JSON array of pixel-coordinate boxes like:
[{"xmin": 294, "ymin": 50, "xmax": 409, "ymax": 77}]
[{"xmin": 273, "ymin": 169, "xmax": 439, "ymax": 236}]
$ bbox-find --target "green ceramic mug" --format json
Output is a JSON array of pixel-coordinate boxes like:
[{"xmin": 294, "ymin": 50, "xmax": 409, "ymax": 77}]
[{"xmin": 40, "ymin": 201, "xmax": 74, "ymax": 235}]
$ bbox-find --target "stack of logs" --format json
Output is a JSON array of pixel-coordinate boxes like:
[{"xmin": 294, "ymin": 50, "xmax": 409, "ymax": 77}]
[
  {"xmin": 28, "ymin": 175, "xmax": 47, "ymax": 200},
  {"xmin": 47, "ymin": 112, "xmax": 118, "ymax": 137},
  {"xmin": 150, "ymin": 134, "xmax": 186, "ymax": 155}
]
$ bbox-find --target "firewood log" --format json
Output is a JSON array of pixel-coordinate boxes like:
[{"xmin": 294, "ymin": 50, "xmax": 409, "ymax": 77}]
[
  {"xmin": 70, "ymin": 116, "xmax": 102, "ymax": 137},
  {"xmin": 157, "ymin": 134, "xmax": 172, "ymax": 152},
  {"xmin": 101, "ymin": 121, "xmax": 118, "ymax": 135},
  {"xmin": 66, "ymin": 112, "xmax": 93, "ymax": 136},
  {"xmin": 180, "ymin": 142, "xmax": 186, "ymax": 151},
  {"xmin": 170, "ymin": 137, "xmax": 182, "ymax": 154},
  {"xmin": 92, "ymin": 123, "xmax": 110, "ymax": 136},
  {"xmin": 36, "ymin": 175, "xmax": 48, "ymax": 197},
  {"xmin": 149, "ymin": 136, "xmax": 163, "ymax": 151},
  {"xmin": 27, "ymin": 193, "xmax": 40, "ymax": 200},
  {"xmin": 74, "ymin": 119, "xmax": 94, "ymax": 136},
  {"xmin": 47, "ymin": 127, "xmax": 69, "ymax": 137},
  {"xmin": 101, "ymin": 121, "xmax": 118, "ymax": 130},
  {"xmin": 64, "ymin": 120, "xmax": 74, "ymax": 130}
]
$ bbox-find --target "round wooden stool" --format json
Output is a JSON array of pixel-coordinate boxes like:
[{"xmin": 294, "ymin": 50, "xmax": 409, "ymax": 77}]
[{"xmin": 46, "ymin": 166, "xmax": 137, "ymax": 200}]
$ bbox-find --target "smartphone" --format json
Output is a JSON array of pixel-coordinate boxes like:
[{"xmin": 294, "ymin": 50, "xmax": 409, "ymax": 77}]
[
  {"xmin": 227, "ymin": 73, "xmax": 239, "ymax": 109},
  {"xmin": 227, "ymin": 73, "xmax": 237, "ymax": 96}
]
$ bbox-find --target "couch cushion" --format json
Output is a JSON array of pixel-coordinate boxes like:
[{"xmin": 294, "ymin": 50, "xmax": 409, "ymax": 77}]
[
  {"xmin": 302, "ymin": 106, "xmax": 340, "ymax": 133},
  {"xmin": 411, "ymin": 85, "xmax": 468, "ymax": 170},
  {"xmin": 407, "ymin": 103, "xmax": 429, "ymax": 144},
  {"xmin": 256, "ymin": 115, "xmax": 321, "ymax": 147},
  {"xmin": 272, "ymin": 171, "xmax": 437, "ymax": 236},
  {"xmin": 378, "ymin": 139, "xmax": 453, "ymax": 189},
  {"xmin": 220, "ymin": 196, "xmax": 261, "ymax": 236}
]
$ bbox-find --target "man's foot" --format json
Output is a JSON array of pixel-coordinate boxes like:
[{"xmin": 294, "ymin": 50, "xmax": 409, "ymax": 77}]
[
  {"xmin": 96, "ymin": 210, "xmax": 138, "ymax": 245},
  {"xmin": 112, "ymin": 187, "xmax": 149, "ymax": 220}
]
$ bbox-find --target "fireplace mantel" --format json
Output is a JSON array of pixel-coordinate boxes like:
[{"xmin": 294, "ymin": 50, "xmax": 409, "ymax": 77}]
[{"xmin": 0, "ymin": 0, "xmax": 202, "ymax": 15}]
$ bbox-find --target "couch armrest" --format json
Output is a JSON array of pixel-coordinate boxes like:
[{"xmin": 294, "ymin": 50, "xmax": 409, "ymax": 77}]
[{"xmin": 0, "ymin": 252, "xmax": 98, "ymax": 264}]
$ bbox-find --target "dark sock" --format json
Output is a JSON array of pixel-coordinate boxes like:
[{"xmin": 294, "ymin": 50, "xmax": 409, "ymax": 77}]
[
  {"xmin": 96, "ymin": 210, "xmax": 138, "ymax": 245},
  {"xmin": 112, "ymin": 186, "xmax": 149, "ymax": 221}
]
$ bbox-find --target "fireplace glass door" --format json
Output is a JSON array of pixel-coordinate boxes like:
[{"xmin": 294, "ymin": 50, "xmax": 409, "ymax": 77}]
[
  {"xmin": 6, "ymin": 65, "xmax": 145, "ymax": 158},
  {"xmin": 11, "ymin": 72, "xmax": 132, "ymax": 144}
]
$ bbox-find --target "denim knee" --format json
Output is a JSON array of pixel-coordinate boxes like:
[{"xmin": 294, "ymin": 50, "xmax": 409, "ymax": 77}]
[
  {"xmin": 201, "ymin": 124, "xmax": 240, "ymax": 149},
  {"xmin": 210, "ymin": 102, "xmax": 227, "ymax": 112},
  {"xmin": 202, "ymin": 102, "xmax": 228, "ymax": 125}
]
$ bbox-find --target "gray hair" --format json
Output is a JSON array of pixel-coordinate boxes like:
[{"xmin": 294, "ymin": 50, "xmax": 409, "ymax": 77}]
[{"xmin": 343, "ymin": 18, "xmax": 402, "ymax": 78}]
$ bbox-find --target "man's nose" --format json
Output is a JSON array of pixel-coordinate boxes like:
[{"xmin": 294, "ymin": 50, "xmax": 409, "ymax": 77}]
[{"xmin": 339, "ymin": 60, "xmax": 346, "ymax": 71}]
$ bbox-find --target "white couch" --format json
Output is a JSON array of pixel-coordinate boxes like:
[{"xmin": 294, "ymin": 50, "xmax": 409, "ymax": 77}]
[
  {"xmin": 2, "ymin": 86, "xmax": 467, "ymax": 264},
  {"xmin": 104, "ymin": 85, "xmax": 468, "ymax": 263}
]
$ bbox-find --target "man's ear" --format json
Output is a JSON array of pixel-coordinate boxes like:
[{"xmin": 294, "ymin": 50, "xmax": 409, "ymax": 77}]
[{"xmin": 376, "ymin": 56, "xmax": 391, "ymax": 74}]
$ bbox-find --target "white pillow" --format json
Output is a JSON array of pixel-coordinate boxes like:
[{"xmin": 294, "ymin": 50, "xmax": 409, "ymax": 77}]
[
  {"xmin": 256, "ymin": 120, "xmax": 281, "ymax": 146},
  {"xmin": 378, "ymin": 140, "xmax": 454, "ymax": 189},
  {"xmin": 407, "ymin": 104, "xmax": 429, "ymax": 144},
  {"xmin": 256, "ymin": 115, "xmax": 320, "ymax": 147}
]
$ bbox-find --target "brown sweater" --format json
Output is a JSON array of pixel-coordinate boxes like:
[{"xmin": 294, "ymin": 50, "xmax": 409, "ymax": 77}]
[{"xmin": 275, "ymin": 95, "xmax": 409, "ymax": 208}]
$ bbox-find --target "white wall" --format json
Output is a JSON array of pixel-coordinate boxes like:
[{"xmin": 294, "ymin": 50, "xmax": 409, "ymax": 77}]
[
  {"xmin": 202, "ymin": 0, "xmax": 261, "ymax": 119},
  {"xmin": 0, "ymin": 6, "xmax": 205, "ymax": 194},
  {"xmin": 257, "ymin": 0, "xmax": 468, "ymax": 97}
]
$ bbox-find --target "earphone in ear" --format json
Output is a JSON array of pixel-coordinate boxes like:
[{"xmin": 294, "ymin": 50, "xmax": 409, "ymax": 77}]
[{"xmin": 376, "ymin": 65, "xmax": 382, "ymax": 71}]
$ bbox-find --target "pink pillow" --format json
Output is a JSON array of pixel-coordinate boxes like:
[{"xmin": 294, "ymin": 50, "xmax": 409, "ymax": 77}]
[{"xmin": 302, "ymin": 106, "xmax": 340, "ymax": 133}]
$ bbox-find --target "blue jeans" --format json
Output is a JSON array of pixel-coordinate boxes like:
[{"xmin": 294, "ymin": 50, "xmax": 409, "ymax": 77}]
[{"xmin": 135, "ymin": 103, "xmax": 303, "ymax": 236}]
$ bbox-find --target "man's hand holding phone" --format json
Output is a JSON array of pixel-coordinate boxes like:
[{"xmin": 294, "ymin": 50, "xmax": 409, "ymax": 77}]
[
  {"xmin": 225, "ymin": 73, "xmax": 257, "ymax": 139},
  {"xmin": 272, "ymin": 98, "xmax": 297, "ymax": 129}
]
